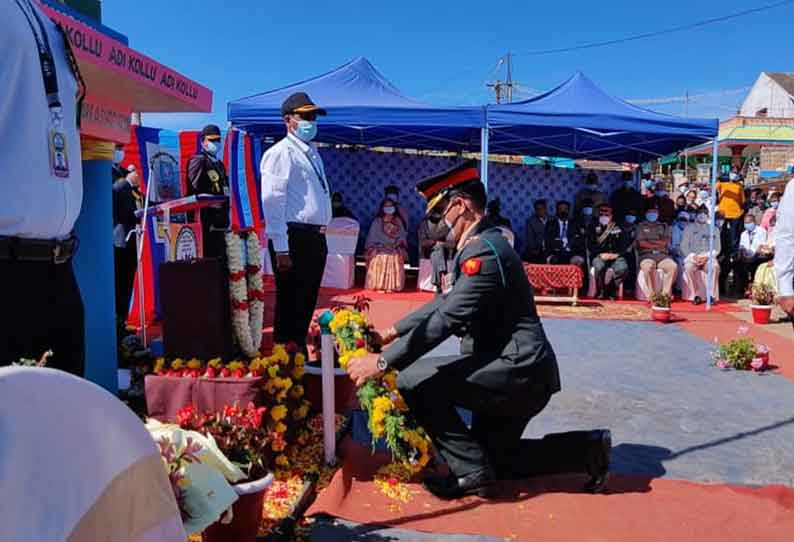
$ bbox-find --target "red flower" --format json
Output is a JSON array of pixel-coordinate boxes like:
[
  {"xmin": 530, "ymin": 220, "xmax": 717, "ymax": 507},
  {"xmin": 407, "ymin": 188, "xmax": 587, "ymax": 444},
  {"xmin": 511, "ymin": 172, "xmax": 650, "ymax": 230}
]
[
  {"xmin": 219, "ymin": 368, "xmax": 231, "ymax": 378},
  {"xmin": 388, "ymin": 477, "xmax": 398, "ymax": 487},
  {"xmin": 355, "ymin": 338, "xmax": 366, "ymax": 348},
  {"xmin": 204, "ymin": 366, "xmax": 217, "ymax": 378},
  {"xmin": 230, "ymin": 369, "xmax": 246, "ymax": 378},
  {"xmin": 250, "ymin": 367, "xmax": 264, "ymax": 377},
  {"xmin": 245, "ymin": 264, "xmax": 260, "ymax": 275},
  {"xmin": 230, "ymin": 270, "xmax": 246, "ymax": 281},
  {"xmin": 176, "ymin": 404, "xmax": 197, "ymax": 427},
  {"xmin": 231, "ymin": 299, "xmax": 249, "ymax": 311},
  {"xmin": 285, "ymin": 342, "xmax": 298, "ymax": 354}
]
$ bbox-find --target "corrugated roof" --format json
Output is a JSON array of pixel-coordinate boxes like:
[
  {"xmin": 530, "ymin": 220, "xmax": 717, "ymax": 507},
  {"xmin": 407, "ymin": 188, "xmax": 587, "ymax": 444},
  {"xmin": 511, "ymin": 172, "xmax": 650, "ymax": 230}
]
[{"xmin": 766, "ymin": 72, "xmax": 794, "ymax": 98}]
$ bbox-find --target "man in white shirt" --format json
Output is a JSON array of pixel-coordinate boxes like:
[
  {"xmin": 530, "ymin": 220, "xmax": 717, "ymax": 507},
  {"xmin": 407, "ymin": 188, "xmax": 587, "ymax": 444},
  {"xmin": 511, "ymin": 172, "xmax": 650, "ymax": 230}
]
[
  {"xmin": 775, "ymin": 179, "xmax": 794, "ymax": 317},
  {"xmin": 260, "ymin": 92, "xmax": 332, "ymax": 349},
  {"xmin": 680, "ymin": 205, "xmax": 721, "ymax": 305},
  {"xmin": 1, "ymin": 0, "xmax": 85, "ymax": 376},
  {"xmin": 735, "ymin": 214, "xmax": 769, "ymax": 296}
]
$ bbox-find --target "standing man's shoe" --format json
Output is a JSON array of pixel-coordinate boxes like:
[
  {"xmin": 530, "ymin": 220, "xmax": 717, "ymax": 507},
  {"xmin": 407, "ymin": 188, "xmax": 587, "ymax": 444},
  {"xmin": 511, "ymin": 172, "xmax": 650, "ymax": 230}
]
[{"xmin": 583, "ymin": 429, "xmax": 611, "ymax": 493}]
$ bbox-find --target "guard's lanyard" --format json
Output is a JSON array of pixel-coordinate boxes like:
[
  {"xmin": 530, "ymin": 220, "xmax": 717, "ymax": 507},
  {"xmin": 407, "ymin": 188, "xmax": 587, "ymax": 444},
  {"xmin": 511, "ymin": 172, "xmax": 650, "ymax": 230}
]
[
  {"xmin": 15, "ymin": 0, "xmax": 62, "ymax": 125},
  {"xmin": 289, "ymin": 135, "xmax": 329, "ymax": 194}
]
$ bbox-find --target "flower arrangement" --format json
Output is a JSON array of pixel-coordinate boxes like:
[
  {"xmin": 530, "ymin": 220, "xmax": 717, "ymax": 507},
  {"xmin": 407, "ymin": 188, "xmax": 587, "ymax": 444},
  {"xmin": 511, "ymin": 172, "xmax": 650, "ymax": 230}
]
[
  {"xmin": 326, "ymin": 306, "xmax": 433, "ymax": 502},
  {"xmin": 750, "ymin": 283, "xmax": 776, "ymax": 306},
  {"xmin": 649, "ymin": 292, "xmax": 672, "ymax": 308},
  {"xmin": 226, "ymin": 231, "xmax": 265, "ymax": 358},
  {"xmin": 712, "ymin": 326, "xmax": 771, "ymax": 371},
  {"xmin": 176, "ymin": 402, "xmax": 272, "ymax": 481}
]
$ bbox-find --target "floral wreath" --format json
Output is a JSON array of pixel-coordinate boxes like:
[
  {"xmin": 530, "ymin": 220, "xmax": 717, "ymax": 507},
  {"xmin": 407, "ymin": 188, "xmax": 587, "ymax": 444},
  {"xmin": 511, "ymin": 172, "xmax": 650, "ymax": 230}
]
[{"xmin": 225, "ymin": 231, "xmax": 265, "ymax": 358}]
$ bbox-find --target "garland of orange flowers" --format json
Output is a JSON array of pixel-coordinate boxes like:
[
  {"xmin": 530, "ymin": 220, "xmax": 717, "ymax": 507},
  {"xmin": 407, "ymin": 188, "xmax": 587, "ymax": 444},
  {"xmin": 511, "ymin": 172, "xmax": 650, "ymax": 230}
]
[{"xmin": 226, "ymin": 231, "xmax": 265, "ymax": 358}]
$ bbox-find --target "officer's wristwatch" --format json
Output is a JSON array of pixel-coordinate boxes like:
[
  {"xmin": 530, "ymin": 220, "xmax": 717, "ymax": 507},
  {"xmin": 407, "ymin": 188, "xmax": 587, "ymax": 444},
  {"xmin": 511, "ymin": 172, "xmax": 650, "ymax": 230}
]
[{"xmin": 376, "ymin": 356, "xmax": 388, "ymax": 371}]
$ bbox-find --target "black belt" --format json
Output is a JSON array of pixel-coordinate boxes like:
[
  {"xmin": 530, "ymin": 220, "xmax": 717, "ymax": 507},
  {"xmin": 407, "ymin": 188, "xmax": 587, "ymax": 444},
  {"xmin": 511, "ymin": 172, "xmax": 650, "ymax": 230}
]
[
  {"xmin": 287, "ymin": 222, "xmax": 327, "ymax": 235},
  {"xmin": 0, "ymin": 235, "xmax": 79, "ymax": 264}
]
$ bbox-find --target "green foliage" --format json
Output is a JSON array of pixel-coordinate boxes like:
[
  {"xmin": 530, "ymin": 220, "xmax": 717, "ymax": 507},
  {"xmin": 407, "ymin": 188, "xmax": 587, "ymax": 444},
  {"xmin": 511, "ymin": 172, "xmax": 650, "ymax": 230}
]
[
  {"xmin": 649, "ymin": 292, "xmax": 672, "ymax": 308},
  {"xmin": 717, "ymin": 338, "xmax": 757, "ymax": 370},
  {"xmin": 750, "ymin": 283, "xmax": 775, "ymax": 306}
]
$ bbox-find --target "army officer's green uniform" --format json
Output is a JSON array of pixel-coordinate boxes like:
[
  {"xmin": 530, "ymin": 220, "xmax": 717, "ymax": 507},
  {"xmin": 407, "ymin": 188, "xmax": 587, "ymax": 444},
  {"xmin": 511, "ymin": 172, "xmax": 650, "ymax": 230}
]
[{"xmin": 381, "ymin": 217, "xmax": 607, "ymax": 483}]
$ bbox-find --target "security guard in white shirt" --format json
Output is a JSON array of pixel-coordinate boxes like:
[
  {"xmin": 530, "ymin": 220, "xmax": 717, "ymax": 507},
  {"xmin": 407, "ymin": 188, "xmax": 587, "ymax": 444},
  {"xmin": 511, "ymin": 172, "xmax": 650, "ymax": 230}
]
[
  {"xmin": 775, "ymin": 179, "xmax": 794, "ymax": 318},
  {"xmin": 1, "ymin": 0, "xmax": 85, "ymax": 375},
  {"xmin": 260, "ymin": 92, "xmax": 332, "ymax": 349}
]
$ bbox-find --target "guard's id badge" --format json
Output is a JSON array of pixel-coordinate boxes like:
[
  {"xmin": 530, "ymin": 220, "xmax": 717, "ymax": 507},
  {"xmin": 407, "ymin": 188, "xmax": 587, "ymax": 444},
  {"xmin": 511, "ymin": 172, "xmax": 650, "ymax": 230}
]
[{"xmin": 49, "ymin": 130, "xmax": 70, "ymax": 178}]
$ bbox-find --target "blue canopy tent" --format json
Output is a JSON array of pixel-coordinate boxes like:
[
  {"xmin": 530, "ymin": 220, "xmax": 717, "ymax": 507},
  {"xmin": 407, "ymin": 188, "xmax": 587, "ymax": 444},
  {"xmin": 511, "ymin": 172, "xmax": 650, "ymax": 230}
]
[
  {"xmin": 228, "ymin": 57, "xmax": 485, "ymax": 154},
  {"xmin": 485, "ymin": 71, "xmax": 721, "ymax": 308}
]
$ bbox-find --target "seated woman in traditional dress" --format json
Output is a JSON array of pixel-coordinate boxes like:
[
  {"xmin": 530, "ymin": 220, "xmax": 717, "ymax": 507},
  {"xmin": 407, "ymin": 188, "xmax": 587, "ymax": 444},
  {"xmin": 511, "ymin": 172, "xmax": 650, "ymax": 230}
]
[
  {"xmin": 753, "ymin": 207, "xmax": 778, "ymax": 292},
  {"xmin": 364, "ymin": 198, "xmax": 408, "ymax": 292}
]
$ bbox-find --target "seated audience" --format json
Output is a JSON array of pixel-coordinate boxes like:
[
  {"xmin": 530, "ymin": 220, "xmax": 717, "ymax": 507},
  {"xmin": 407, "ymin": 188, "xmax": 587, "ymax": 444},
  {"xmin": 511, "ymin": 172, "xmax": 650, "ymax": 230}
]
[
  {"xmin": 746, "ymin": 188, "xmax": 765, "ymax": 224},
  {"xmin": 636, "ymin": 202, "xmax": 678, "ymax": 300},
  {"xmin": 574, "ymin": 171, "xmax": 607, "ymax": 217},
  {"xmin": 486, "ymin": 197, "xmax": 513, "ymax": 230},
  {"xmin": 384, "ymin": 184, "xmax": 409, "ymax": 224},
  {"xmin": 331, "ymin": 191, "xmax": 356, "ymax": 219},
  {"xmin": 734, "ymin": 213, "xmax": 770, "ymax": 296},
  {"xmin": 590, "ymin": 204, "xmax": 630, "ymax": 299},
  {"xmin": 680, "ymin": 205, "xmax": 721, "ymax": 304},
  {"xmin": 364, "ymin": 198, "xmax": 408, "ymax": 292},
  {"xmin": 753, "ymin": 207, "xmax": 778, "ymax": 292},
  {"xmin": 685, "ymin": 189, "xmax": 700, "ymax": 213},
  {"xmin": 418, "ymin": 212, "xmax": 454, "ymax": 293},
  {"xmin": 675, "ymin": 194, "xmax": 688, "ymax": 213},
  {"xmin": 545, "ymin": 201, "xmax": 585, "ymax": 268},
  {"xmin": 610, "ymin": 171, "xmax": 644, "ymax": 224},
  {"xmin": 524, "ymin": 199, "xmax": 550, "ymax": 263},
  {"xmin": 644, "ymin": 181, "xmax": 676, "ymax": 224}
]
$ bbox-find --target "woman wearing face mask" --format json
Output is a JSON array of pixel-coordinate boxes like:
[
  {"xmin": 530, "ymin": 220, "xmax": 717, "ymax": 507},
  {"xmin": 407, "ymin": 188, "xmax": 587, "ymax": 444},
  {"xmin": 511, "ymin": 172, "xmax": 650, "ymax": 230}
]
[
  {"xmin": 685, "ymin": 189, "xmax": 699, "ymax": 213},
  {"xmin": 364, "ymin": 198, "xmax": 409, "ymax": 292},
  {"xmin": 680, "ymin": 205, "xmax": 721, "ymax": 304},
  {"xmin": 589, "ymin": 204, "xmax": 630, "ymax": 299}
]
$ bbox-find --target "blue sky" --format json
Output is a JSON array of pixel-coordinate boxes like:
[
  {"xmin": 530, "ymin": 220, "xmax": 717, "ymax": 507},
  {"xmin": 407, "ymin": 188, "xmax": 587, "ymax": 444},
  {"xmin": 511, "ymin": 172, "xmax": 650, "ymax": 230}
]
[{"xmin": 102, "ymin": 0, "xmax": 794, "ymax": 130}]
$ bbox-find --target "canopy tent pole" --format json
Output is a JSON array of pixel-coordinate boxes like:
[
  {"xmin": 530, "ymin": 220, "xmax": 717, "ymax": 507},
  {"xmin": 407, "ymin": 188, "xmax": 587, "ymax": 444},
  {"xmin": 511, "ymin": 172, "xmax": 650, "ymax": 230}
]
[
  {"xmin": 706, "ymin": 138, "xmax": 719, "ymax": 310},
  {"xmin": 480, "ymin": 126, "xmax": 490, "ymax": 193}
]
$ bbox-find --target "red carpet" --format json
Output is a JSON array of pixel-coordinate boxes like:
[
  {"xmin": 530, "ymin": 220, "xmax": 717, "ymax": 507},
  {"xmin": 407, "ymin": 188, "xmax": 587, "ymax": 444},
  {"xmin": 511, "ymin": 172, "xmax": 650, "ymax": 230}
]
[{"xmin": 307, "ymin": 439, "xmax": 794, "ymax": 541}]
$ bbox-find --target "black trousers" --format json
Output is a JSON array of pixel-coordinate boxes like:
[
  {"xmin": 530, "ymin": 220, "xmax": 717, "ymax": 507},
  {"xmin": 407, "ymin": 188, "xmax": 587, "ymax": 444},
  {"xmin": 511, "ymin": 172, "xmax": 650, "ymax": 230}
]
[
  {"xmin": 268, "ymin": 227, "xmax": 328, "ymax": 347},
  {"xmin": 113, "ymin": 239, "xmax": 137, "ymax": 324},
  {"xmin": 734, "ymin": 254, "xmax": 772, "ymax": 295},
  {"xmin": 397, "ymin": 354, "xmax": 598, "ymax": 479},
  {"xmin": 0, "ymin": 259, "xmax": 84, "ymax": 376}
]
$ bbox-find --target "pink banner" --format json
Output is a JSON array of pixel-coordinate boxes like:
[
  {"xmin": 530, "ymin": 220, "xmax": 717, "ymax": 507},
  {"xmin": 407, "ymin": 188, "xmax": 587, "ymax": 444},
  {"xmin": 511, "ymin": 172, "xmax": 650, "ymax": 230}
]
[{"xmin": 38, "ymin": 2, "xmax": 212, "ymax": 113}]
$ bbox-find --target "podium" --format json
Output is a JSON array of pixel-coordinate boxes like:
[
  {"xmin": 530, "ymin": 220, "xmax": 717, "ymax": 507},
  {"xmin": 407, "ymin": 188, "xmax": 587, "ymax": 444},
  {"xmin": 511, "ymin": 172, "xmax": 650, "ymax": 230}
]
[{"xmin": 133, "ymin": 194, "xmax": 230, "ymax": 351}]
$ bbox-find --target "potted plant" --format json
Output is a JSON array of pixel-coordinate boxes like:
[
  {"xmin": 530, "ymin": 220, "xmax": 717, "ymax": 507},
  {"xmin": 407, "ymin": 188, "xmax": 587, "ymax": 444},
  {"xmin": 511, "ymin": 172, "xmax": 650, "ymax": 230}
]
[
  {"xmin": 749, "ymin": 284, "xmax": 776, "ymax": 324},
  {"xmin": 176, "ymin": 403, "xmax": 275, "ymax": 542},
  {"xmin": 649, "ymin": 292, "xmax": 672, "ymax": 322}
]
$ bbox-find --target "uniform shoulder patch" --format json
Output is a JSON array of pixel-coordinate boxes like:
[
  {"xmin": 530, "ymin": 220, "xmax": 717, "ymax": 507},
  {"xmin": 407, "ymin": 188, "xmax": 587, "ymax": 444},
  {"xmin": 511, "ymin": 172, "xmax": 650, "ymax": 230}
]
[{"xmin": 461, "ymin": 257, "xmax": 482, "ymax": 276}]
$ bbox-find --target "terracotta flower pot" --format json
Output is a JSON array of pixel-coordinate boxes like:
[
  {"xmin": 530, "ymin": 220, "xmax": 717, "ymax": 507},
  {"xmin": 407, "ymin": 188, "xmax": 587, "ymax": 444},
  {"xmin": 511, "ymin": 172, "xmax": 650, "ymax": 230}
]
[
  {"xmin": 304, "ymin": 364, "xmax": 355, "ymax": 414},
  {"xmin": 651, "ymin": 306, "xmax": 671, "ymax": 323},
  {"xmin": 202, "ymin": 474, "xmax": 274, "ymax": 542},
  {"xmin": 750, "ymin": 305, "xmax": 773, "ymax": 325}
]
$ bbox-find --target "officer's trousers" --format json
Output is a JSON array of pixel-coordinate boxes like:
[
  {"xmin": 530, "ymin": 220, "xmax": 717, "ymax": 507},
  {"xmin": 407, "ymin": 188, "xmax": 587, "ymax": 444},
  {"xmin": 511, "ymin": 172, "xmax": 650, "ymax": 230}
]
[
  {"xmin": 268, "ymin": 226, "xmax": 328, "ymax": 349},
  {"xmin": 397, "ymin": 354, "xmax": 599, "ymax": 479}
]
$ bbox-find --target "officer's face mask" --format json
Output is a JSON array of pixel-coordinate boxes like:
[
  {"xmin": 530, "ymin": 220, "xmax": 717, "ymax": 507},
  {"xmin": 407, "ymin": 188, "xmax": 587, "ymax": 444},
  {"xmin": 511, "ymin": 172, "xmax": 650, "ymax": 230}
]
[
  {"xmin": 113, "ymin": 149, "xmax": 125, "ymax": 164},
  {"xmin": 625, "ymin": 214, "xmax": 637, "ymax": 224},
  {"xmin": 646, "ymin": 212, "xmax": 659, "ymax": 222},
  {"xmin": 295, "ymin": 120, "xmax": 318, "ymax": 142},
  {"xmin": 582, "ymin": 207, "xmax": 593, "ymax": 217},
  {"xmin": 598, "ymin": 216, "xmax": 611, "ymax": 226},
  {"xmin": 203, "ymin": 139, "xmax": 220, "ymax": 155}
]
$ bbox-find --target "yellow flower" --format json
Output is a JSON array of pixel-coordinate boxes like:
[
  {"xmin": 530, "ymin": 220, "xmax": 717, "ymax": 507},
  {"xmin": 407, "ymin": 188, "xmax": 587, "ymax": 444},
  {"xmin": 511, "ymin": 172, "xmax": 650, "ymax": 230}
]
[
  {"xmin": 271, "ymin": 440, "xmax": 286, "ymax": 452},
  {"xmin": 275, "ymin": 454, "xmax": 289, "ymax": 468},
  {"xmin": 291, "ymin": 366, "xmax": 305, "ymax": 380},
  {"xmin": 227, "ymin": 361, "xmax": 245, "ymax": 372},
  {"xmin": 290, "ymin": 385, "xmax": 304, "ymax": 399},
  {"xmin": 280, "ymin": 377, "xmax": 293, "ymax": 391},
  {"xmin": 295, "ymin": 352, "xmax": 305, "ymax": 366},
  {"xmin": 267, "ymin": 365, "xmax": 280, "ymax": 378},
  {"xmin": 293, "ymin": 405, "xmax": 309, "ymax": 420},
  {"xmin": 171, "ymin": 358, "xmax": 185, "ymax": 370},
  {"xmin": 186, "ymin": 358, "xmax": 203, "ymax": 370},
  {"xmin": 339, "ymin": 352, "xmax": 352, "ymax": 370},
  {"xmin": 207, "ymin": 357, "xmax": 223, "ymax": 368},
  {"xmin": 372, "ymin": 396, "xmax": 393, "ymax": 415},
  {"xmin": 271, "ymin": 405, "xmax": 287, "ymax": 421},
  {"xmin": 275, "ymin": 422, "xmax": 288, "ymax": 433},
  {"xmin": 382, "ymin": 371, "xmax": 398, "ymax": 391},
  {"xmin": 154, "ymin": 358, "xmax": 165, "ymax": 374}
]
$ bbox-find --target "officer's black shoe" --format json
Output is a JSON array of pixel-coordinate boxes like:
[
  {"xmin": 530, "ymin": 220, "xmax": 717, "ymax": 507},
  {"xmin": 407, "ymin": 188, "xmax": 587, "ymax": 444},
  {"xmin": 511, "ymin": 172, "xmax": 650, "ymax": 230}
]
[
  {"xmin": 423, "ymin": 467, "xmax": 496, "ymax": 500},
  {"xmin": 583, "ymin": 429, "xmax": 611, "ymax": 494},
  {"xmin": 693, "ymin": 296, "xmax": 703, "ymax": 305}
]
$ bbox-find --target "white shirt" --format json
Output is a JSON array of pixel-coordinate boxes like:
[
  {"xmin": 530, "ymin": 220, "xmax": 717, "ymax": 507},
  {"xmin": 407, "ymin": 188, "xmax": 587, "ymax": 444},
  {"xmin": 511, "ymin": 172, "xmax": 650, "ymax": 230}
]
[
  {"xmin": 1, "ymin": 0, "xmax": 83, "ymax": 240},
  {"xmin": 775, "ymin": 179, "xmax": 794, "ymax": 296},
  {"xmin": 260, "ymin": 133, "xmax": 332, "ymax": 252},
  {"xmin": 739, "ymin": 227, "xmax": 767, "ymax": 258}
]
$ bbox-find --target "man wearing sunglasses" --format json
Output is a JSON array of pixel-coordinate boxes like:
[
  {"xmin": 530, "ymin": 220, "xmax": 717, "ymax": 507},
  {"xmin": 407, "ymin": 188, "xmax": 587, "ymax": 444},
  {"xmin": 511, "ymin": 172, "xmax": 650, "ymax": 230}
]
[{"xmin": 260, "ymin": 92, "xmax": 332, "ymax": 351}]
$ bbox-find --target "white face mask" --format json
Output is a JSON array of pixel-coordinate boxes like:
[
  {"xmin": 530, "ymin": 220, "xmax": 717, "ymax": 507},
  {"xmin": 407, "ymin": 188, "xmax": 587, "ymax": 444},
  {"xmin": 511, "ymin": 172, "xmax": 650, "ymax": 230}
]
[
  {"xmin": 113, "ymin": 149, "xmax": 125, "ymax": 164},
  {"xmin": 203, "ymin": 140, "xmax": 219, "ymax": 155},
  {"xmin": 598, "ymin": 216, "xmax": 610, "ymax": 226},
  {"xmin": 383, "ymin": 206, "xmax": 396, "ymax": 215}
]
